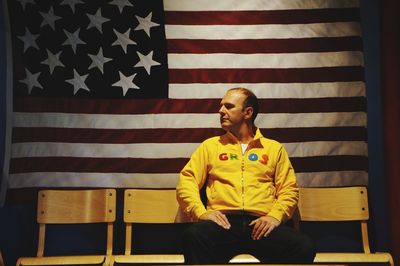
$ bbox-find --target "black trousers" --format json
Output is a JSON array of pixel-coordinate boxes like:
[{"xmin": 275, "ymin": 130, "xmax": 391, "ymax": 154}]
[{"xmin": 182, "ymin": 214, "xmax": 316, "ymax": 264}]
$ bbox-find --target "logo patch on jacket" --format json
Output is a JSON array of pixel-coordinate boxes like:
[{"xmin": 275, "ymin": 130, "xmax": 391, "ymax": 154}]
[{"xmin": 219, "ymin": 153, "xmax": 268, "ymax": 165}]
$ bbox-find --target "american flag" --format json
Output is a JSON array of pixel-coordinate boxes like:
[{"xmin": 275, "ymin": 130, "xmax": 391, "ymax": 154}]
[{"xmin": 5, "ymin": 0, "xmax": 367, "ymax": 188}]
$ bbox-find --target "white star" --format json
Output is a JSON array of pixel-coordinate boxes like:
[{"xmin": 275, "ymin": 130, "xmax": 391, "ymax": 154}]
[
  {"xmin": 87, "ymin": 9, "xmax": 110, "ymax": 33},
  {"xmin": 18, "ymin": 0, "xmax": 35, "ymax": 11},
  {"xmin": 17, "ymin": 28, "xmax": 40, "ymax": 53},
  {"xmin": 109, "ymin": 0, "xmax": 133, "ymax": 14},
  {"xmin": 19, "ymin": 68, "xmax": 42, "ymax": 94},
  {"xmin": 88, "ymin": 47, "xmax": 112, "ymax": 74},
  {"xmin": 112, "ymin": 72, "xmax": 139, "ymax": 96},
  {"xmin": 66, "ymin": 69, "xmax": 90, "ymax": 95},
  {"xmin": 134, "ymin": 51, "xmax": 160, "ymax": 75},
  {"xmin": 112, "ymin": 29, "xmax": 136, "ymax": 53},
  {"xmin": 62, "ymin": 28, "xmax": 86, "ymax": 53},
  {"xmin": 41, "ymin": 49, "xmax": 65, "ymax": 74},
  {"xmin": 60, "ymin": 0, "xmax": 84, "ymax": 14},
  {"xmin": 40, "ymin": 7, "xmax": 62, "ymax": 30},
  {"xmin": 135, "ymin": 12, "xmax": 159, "ymax": 37}
]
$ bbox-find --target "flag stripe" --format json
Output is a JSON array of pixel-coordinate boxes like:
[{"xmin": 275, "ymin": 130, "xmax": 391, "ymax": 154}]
[
  {"xmin": 163, "ymin": 0, "xmax": 359, "ymax": 11},
  {"xmin": 8, "ymin": 171, "xmax": 368, "ymax": 189},
  {"xmin": 296, "ymin": 171, "xmax": 368, "ymax": 187},
  {"xmin": 168, "ymin": 52, "xmax": 364, "ymax": 69},
  {"xmin": 13, "ymin": 112, "xmax": 367, "ymax": 129},
  {"xmin": 11, "ymin": 141, "xmax": 367, "ymax": 159},
  {"xmin": 165, "ymin": 23, "xmax": 361, "ymax": 39},
  {"xmin": 164, "ymin": 9, "xmax": 360, "ymax": 25},
  {"xmin": 12, "ymin": 127, "xmax": 367, "ymax": 143},
  {"xmin": 14, "ymin": 97, "xmax": 366, "ymax": 113},
  {"xmin": 169, "ymin": 82, "xmax": 366, "ymax": 99},
  {"xmin": 167, "ymin": 37, "xmax": 363, "ymax": 54},
  {"xmin": 169, "ymin": 67, "xmax": 364, "ymax": 83},
  {"xmin": 9, "ymin": 156, "xmax": 368, "ymax": 174}
]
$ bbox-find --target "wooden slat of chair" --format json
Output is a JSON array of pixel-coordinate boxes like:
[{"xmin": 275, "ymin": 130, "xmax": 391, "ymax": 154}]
[
  {"xmin": 16, "ymin": 189, "xmax": 116, "ymax": 266},
  {"xmin": 299, "ymin": 186, "xmax": 394, "ymax": 266}
]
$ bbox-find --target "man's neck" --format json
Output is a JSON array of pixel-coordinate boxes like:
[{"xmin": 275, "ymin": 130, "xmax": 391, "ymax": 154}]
[{"xmin": 230, "ymin": 124, "xmax": 256, "ymax": 144}]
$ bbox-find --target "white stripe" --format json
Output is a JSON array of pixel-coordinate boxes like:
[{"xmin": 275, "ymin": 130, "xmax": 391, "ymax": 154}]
[
  {"xmin": 13, "ymin": 112, "xmax": 367, "ymax": 129},
  {"xmin": 164, "ymin": 0, "xmax": 359, "ymax": 11},
  {"xmin": 297, "ymin": 171, "xmax": 368, "ymax": 187},
  {"xmin": 168, "ymin": 52, "xmax": 364, "ymax": 69},
  {"xmin": 8, "ymin": 173, "xmax": 180, "ymax": 188},
  {"xmin": 8, "ymin": 170, "xmax": 367, "ymax": 188},
  {"xmin": 256, "ymin": 113, "xmax": 366, "ymax": 128},
  {"xmin": 168, "ymin": 82, "xmax": 366, "ymax": 99},
  {"xmin": 11, "ymin": 141, "xmax": 367, "ymax": 159},
  {"xmin": 11, "ymin": 143, "xmax": 198, "ymax": 159},
  {"xmin": 283, "ymin": 141, "xmax": 367, "ymax": 157},
  {"xmin": 165, "ymin": 23, "xmax": 361, "ymax": 39}
]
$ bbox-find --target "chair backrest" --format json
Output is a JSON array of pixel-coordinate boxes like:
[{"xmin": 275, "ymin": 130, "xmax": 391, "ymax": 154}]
[
  {"xmin": 36, "ymin": 189, "xmax": 116, "ymax": 256},
  {"xmin": 124, "ymin": 189, "xmax": 179, "ymax": 223},
  {"xmin": 297, "ymin": 186, "xmax": 371, "ymax": 253},
  {"xmin": 123, "ymin": 189, "xmax": 182, "ymax": 255},
  {"xmin": 297, "ymin": 186, "xmax": 369, "ymax": 221}
]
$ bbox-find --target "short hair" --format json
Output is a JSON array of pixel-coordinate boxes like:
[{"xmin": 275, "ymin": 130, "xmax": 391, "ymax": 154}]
[{"xmin": 227, "ymin": 87, "xmax": 259, "ymax": 123}]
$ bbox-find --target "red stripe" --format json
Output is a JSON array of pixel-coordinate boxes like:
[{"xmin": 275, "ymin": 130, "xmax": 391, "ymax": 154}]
[
  {"xmin": 169, "ymin": 67, "xmax": 364, "ymax": 83},
  {"xmin": 9, "ymin": 156, "xmax": 368, "ymax": 174},
  {"xmin": 14, "ymin": 97, "xmax": 366, "ymax": 113},
  {"xmin": 167, "ymin": 37, "xmax": 363, "ymax": 54},
  {"xmin": 292, "ymin": 156, "xmax": 368, "ymax": 172},
  {"xmin": 12, "ymin": 127, "xmax": 367, "ymax": 143},
  {"xmin": 165, "ymin": 9, "xmax": 360, "ymax": 25},
  {"xmin": 9, "ymin": 157, "xmax": 189, "ymax": 174}
]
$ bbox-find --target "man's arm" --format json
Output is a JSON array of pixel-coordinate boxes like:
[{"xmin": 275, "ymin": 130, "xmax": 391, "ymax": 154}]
[
  {"xmin": 176, "ymin": 142, "xmax": 209, "ymax": 220},
  {"xmin": 267, "ymin": 145, "xmax": 299, "ymax": 222},
  {"xmin": 250, "ymin": 145, "xmax": 298, "ymax": 239}
]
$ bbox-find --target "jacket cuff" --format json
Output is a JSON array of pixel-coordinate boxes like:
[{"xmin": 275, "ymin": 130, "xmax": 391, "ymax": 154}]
[
  {"xmin": 267, "ymin": 209, "xmax": 285, "ymax": 223},
  {"xmin": 192, "ymin": 206, "xmax": 207, "ymax": 221}
]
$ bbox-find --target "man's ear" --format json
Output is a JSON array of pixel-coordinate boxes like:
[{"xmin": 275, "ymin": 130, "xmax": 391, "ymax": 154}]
[{"xmin": 244, "ymin": 106, "xmax": 253, "ymax": 120}]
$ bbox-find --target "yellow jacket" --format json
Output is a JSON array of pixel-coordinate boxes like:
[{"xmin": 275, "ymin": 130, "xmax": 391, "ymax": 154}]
[{"xmin": 176, "ymin": 129, "xmax": 299, "ymax": 223}]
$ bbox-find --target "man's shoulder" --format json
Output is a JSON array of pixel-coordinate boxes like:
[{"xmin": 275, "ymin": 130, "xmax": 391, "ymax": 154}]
[
  {"xmin": 259, "ymin": 136, "xmax": 284, "ymax": 148},
  {"xmin": 202, "ymin": 135, "xmax": 223, "ymax": 145}
]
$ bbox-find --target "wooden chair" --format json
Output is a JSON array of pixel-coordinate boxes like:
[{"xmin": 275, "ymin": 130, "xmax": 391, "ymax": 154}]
[
  {"xmin": 16, "ymin": 189, "xmax": 116, "ymax": 266},
  {"xmin": 298, "ymin": 186, "xmax": 394, "ymax": 266},
  {"xmin": 111, "ymin": 189, "xmax": 185, "ymax": 265}
]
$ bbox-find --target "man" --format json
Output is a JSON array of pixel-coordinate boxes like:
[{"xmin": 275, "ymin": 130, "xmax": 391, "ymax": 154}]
[{"xmin": 176, "ymin": 87, "xmax": 316, "ymax": 264}]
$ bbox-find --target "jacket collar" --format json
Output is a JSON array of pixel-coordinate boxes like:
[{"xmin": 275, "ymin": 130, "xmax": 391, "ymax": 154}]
[{"xmin": 221, "ymin": 128, "xmax": 264, "ymax": 149}]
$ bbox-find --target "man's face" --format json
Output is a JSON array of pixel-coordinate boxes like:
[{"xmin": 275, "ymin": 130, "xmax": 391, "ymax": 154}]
[{"xmin": 219, "ymin": 90, "xmax": 248, "ymax": 132}]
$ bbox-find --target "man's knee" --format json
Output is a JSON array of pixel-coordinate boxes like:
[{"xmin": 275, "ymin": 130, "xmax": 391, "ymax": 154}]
[
  {"xmin": 294, "ymin": 233, "xmax": 316, "ymax": 263},
  {"xmin": 182, "ymin": 221, "xmax": 216, "ymax": 243}
]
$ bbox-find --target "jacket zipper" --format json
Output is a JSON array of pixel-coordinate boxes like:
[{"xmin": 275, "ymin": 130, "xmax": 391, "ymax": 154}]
[{"xmin": 241, "ymin": 147, "xmax": 246, "ymax": 212}]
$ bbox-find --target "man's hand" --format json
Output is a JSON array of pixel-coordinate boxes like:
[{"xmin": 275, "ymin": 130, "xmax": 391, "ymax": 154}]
[
  {"xmin": 249, "ymin": 215, "xmax": 281, "ymax": 240},
  {"xmin": 199, "ymin": 211, "xmax": 231, "ymax": 229}
]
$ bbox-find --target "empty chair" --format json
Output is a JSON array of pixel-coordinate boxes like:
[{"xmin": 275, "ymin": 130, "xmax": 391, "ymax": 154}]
[{"xmin": 16, "ymin": 189, "xmax": 116, "ymax": 266}]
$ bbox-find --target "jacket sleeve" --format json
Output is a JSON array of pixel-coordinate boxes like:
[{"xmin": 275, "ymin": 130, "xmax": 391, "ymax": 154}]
[
  {"xmin": 176, "ymin": 142, "xmax": 209, "ymax": 220},
  {"xmin": 267, "ymin": 145, "xmax": 299, "ymax": 222}
]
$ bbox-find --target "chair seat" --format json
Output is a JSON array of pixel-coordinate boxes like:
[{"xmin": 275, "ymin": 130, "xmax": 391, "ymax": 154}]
[
  {"xmin": 229, "ymin": 254, "xmax": 259, "ymax": 263},
  {"xmin": 315, "ymin": 252, "xmax": 394, "ymax": 263},
  {"xmin": 112, "ymin": 254, "xmax": 185, "ymax": 264},
  {"xmin": 17, "ymin": 255, "xmax": 106, "ymax": 265}
]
